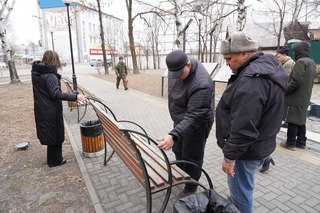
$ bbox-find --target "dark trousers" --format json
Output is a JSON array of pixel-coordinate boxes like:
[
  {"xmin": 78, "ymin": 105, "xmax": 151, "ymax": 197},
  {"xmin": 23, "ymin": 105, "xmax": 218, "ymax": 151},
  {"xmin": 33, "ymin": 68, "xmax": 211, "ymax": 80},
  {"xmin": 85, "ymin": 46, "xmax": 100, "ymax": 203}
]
[
  {"xmin": 116, "ymin": 75, "xmax": 128, "ymax": 89},
  {"xmin": 172, "ymin": 122, "xmax": 212, "ymax": 190},
  {"xmin": 47, "ymin": 144, "xmax": 63, "ymax": 165},
  {"xmin": 286, "ymin": 123, "xmax": 307, "ymax": 145},
  {"xmin": 282, "ymin": 104, "xmax": 288, "ymax": 122}
]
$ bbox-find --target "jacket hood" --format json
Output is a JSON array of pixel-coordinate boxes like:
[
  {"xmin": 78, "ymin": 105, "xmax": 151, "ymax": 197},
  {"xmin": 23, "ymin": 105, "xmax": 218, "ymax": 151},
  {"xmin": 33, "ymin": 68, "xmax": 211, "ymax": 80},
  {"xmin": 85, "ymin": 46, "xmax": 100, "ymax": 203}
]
[
  {"xmin": 32, "ymin": 61, "xmax": 57, "ymax": 75},
  {"xmin": 238, "ymin": 52, "xmax": 288, "ymax": 90},
  {"xmin": 293, "ymin": 41, "xmax": 311, "ymax": 60}
]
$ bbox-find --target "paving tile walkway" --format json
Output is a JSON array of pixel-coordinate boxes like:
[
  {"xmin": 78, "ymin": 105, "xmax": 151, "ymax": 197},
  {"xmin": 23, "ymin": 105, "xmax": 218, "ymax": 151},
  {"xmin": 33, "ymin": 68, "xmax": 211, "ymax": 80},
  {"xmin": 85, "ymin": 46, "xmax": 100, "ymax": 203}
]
[{"xmin": 63, "ymin": 73, "xmax": 320, "ymax": 213}]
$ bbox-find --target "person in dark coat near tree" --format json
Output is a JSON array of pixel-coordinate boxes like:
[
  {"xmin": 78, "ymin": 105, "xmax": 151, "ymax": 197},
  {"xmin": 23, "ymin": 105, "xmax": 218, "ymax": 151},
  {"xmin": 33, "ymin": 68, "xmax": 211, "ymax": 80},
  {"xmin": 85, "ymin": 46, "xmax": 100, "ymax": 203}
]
[
  {"xmin": 31, "ymin": 50, "xmax": 86, "ymax": 167},
  {"xmin": 281, "ymin": 41, "xmax": 316, "ymax": 150},
  {"xmin": 158, "ymin": 50, "xmax": 215, "ymax": 198}
]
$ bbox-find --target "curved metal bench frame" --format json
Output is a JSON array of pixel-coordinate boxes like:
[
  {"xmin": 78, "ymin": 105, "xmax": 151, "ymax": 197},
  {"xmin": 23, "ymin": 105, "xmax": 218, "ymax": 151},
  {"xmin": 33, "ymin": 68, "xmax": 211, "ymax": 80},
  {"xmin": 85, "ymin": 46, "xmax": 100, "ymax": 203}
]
[{"xmin": 88, "ymin": 98, "xmax": 213, "ymax": 212}]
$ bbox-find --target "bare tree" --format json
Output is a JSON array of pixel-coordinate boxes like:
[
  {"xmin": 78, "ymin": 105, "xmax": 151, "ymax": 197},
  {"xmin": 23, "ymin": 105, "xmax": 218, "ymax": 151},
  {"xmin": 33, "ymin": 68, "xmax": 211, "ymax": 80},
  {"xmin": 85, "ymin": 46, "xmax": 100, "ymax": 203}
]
[
  {"xmin": 96, "ymin": 0, "xmax": 109, "ymax": 74},
  {"xmin": 252, "ymin": 0, "xmax": 316, "ymax": 50},
  {"xmin": 0, "ymin": 0, "xmax": 20, "ymax": 84},
  {"xmin": 237, "ymin": 0, "xmax": 246, "ymax": 31},
  {"xmin": 126, "ymin": 0, "xmax": 139, "ymax": 73}
]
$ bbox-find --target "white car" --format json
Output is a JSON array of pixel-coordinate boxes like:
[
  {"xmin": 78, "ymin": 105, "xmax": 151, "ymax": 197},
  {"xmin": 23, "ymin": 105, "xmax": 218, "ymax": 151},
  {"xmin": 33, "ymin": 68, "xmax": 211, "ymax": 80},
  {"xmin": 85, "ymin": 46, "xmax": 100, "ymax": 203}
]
[{"xmin": 0, "ymin": 62, "xmax": 8, "ymax": 69}]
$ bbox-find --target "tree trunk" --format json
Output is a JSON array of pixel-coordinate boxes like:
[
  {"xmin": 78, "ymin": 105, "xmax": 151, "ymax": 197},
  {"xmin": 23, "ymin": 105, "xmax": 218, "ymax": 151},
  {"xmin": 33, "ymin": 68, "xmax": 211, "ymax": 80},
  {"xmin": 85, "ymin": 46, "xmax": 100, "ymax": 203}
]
[
  {"xmin": 126, "ymin": 0, "xmax": 139, "ymax": 74},
  {"xmin": 97, "ymin": 0, "xmax": 109, "ymax": 74},
  {"xmin": 0, "ymin": 32, "xmax": 20, "ymax": 84},
  {"xmin": 174, "ymin": 0, "xmax": 183, "ymax": 50},
  {"xmin": 237, "ymin": 0, "xmax": 246, "ymax": 31}
]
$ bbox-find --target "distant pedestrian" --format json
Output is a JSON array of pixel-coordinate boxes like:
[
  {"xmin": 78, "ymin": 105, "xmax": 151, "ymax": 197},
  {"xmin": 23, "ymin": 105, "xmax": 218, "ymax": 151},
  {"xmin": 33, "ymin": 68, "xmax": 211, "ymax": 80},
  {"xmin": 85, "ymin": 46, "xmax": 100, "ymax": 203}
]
[
  {"xmin": 115, "ymin": 56, "xmax": 128, "ymax": 90},
  {"xmin": 216, "ymin": 31, "xmax": 288, "ymax": 213},
  {"xmin": 31, "ymin": 50, "xmax": 86, "ymax": 167},
  {"xmin": 280, "ymin": 41, "xmax": 316, "ymax": 150},
  {"xmin": 158, "ymin": 50, "xmax": 215, "ymax": 198},
  {"xmin": 276, "ymin": 46, "xmax": 295, "ymax": 75}
]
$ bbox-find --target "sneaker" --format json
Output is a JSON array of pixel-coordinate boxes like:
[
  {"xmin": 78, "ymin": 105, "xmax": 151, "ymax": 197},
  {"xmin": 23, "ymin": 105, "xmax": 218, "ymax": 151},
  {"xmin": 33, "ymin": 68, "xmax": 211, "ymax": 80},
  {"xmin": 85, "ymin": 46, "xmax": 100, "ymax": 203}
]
[
  {"xmin": 280, "ymin": 142, "xmax": 296, "ymax": 151},
  {"xmin": 296, "ymin": 143, "xmax": 306, "ymax": 149}
]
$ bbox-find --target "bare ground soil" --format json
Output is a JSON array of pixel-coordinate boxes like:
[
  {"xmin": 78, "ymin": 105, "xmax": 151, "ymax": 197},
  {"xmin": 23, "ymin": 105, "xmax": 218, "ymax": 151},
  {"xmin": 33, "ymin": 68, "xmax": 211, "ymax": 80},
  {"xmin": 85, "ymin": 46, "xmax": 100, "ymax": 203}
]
[{"xmin": 0, "ymin": 82, "xmax": 94, "ymax": 213}]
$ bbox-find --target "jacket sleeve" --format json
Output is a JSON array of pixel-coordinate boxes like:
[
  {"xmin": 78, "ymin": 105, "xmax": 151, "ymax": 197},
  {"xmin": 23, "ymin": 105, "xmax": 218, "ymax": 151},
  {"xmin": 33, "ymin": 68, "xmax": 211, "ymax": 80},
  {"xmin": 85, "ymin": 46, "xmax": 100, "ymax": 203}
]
[
  {"xmin": 222, "ymin": 77, "xmax": 267, "ymax": 160},
  {"xmin": 285, "ymin": 61, "xmax": 304, "ymax": 95},
  {"xmin": 46, "ymin": 74, "xmax": 77, "ymax": 101},
  {"xmin": 169, "ymin": 86, "xmax": 213, "ymax": 141}
]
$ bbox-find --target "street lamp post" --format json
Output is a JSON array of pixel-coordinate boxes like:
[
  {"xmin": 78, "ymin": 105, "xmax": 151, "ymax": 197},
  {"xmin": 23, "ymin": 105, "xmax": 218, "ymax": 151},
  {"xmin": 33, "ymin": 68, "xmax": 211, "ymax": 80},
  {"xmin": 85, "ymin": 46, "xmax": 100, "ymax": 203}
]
[
  {"xmin": 62, "ymin": 0, "xmax": 78, "ymax": 94},
  {"xmin": 181, "ymin": 19, "xmax": 193, "ymax": 52},
  {"xmin": 208, "ymin": 23, "xmax": 218, "ymax": 63},
  {"xmin": 50, "ymin": 32, "xmax": 54, "ymax": 50}
]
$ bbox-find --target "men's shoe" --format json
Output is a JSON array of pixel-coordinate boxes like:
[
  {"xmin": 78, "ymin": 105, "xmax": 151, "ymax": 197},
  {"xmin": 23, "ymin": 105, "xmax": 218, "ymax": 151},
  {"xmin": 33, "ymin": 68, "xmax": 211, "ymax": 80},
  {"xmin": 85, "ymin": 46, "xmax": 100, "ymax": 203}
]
[
  {"xmin": 280, "ymin": 123, "xmax": 288, "ymax": 128},
  {"xmin": 176, "ymin": 187, "xmax": 197, "ymax": 199},
  {"xmin": 280, "ymin": 142, "xmax": 296, "ymax": 151},
  {"xmin": 48, "ymin": 159, "xmax": 68, "ymax": 168},
  {"xmin": 125, "ymin": 88, "xmax": 128, "ymax": 90},
  {"xmin": 296, "ymin": 143, "xmax": 306, "ymax": 149}
]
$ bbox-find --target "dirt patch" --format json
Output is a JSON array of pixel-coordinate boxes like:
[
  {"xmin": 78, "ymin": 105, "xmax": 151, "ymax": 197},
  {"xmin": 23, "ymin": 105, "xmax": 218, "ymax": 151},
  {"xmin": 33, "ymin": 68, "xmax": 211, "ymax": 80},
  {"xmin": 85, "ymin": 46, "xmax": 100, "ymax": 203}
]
[{"xmin": 0, "ymin": 82, "xmax": 94, "ymax": 212}]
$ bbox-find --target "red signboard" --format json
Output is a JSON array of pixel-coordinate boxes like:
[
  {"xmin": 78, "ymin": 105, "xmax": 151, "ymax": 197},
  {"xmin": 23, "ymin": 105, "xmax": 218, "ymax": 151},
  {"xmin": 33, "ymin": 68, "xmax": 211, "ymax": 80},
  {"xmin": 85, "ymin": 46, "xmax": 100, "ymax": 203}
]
[{"xmin": 89, "ymin": 48, "xmax": 118, "ymax": 55}]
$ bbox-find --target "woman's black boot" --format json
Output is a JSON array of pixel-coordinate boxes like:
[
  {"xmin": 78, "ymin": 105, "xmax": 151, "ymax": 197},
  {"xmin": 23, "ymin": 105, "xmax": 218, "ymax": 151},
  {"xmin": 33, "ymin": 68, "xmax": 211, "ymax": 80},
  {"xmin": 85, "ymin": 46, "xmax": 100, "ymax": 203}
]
[{"xmin": 259, "ymin": 156, "xmax": 275, "ymax": 173}]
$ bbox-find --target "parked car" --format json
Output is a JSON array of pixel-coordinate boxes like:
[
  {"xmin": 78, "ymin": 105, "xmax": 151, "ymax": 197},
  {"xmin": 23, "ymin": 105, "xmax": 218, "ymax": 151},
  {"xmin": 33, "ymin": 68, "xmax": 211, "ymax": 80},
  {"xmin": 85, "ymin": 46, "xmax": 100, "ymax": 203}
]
[
  {"xmin": 90, "ymin": 59, "xmax": 112, "ymax": 67},
  {"xmin": 90, "ymin": 59, "xmax": 102, "ymax": 67},
  {"xmin": 106, "ymin": 59, "xmax": 113, "ymax": 66},
  {"xmin": 0, "ymin": 62, "xmax": 8, "ymax": 69}
]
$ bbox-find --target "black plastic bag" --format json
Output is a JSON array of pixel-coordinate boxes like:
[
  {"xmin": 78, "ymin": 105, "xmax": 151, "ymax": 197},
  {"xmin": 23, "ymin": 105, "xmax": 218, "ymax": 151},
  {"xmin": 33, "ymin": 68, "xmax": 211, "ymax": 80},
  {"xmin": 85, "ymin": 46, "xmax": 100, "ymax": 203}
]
[{"xmin": 173, "ymin": 189, "xmax": 240, "ymax": 213}]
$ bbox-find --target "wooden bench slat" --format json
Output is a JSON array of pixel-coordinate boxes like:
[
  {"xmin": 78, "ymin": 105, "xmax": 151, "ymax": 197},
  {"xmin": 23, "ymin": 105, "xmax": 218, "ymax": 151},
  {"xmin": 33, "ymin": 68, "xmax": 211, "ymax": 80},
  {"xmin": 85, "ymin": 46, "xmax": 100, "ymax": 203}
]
[
  {"xmin": 89, "ymin": 100, "xmax": 212, "ymax": 210},
  {"xmin": 130, "ymin": 133, "xmax": 190, "ymax": 181},
  {"xmin": 93, "ymin": 109, "xmax": 147, "ymax": 186}
]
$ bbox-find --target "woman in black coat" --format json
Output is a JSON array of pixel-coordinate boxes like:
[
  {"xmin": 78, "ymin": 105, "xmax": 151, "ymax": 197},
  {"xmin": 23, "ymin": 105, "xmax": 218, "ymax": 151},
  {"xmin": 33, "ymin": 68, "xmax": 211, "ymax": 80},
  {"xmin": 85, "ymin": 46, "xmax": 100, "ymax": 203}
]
[{"xmin": 31, "ymin": 50, "xmax": 86, "ymax": 167}]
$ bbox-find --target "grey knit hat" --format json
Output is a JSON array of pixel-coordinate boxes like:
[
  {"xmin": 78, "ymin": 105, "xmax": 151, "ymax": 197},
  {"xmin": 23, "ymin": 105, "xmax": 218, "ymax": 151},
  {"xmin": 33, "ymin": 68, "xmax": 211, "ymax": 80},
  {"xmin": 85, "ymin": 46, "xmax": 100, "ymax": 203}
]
[{"xmin": 220, "ymin": 31, "xmax": 259, "ymax": 54}]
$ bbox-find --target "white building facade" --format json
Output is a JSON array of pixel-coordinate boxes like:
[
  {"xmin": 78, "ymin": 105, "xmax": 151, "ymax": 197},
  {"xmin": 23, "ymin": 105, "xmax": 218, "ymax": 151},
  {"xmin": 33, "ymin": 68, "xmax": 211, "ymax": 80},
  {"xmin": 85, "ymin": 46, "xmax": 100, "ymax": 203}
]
[{"xmin": 40, "ymin": 3, "xmax": 124, "ymax": 63}]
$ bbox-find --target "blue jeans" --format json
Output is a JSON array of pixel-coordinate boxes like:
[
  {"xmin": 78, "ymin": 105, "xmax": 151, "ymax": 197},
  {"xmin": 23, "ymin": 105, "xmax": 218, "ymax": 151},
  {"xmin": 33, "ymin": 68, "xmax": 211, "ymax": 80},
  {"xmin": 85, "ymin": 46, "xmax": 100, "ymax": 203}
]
[{"xmin": 228, "ymin": 159, "xmax": 264, "ymax": 213}]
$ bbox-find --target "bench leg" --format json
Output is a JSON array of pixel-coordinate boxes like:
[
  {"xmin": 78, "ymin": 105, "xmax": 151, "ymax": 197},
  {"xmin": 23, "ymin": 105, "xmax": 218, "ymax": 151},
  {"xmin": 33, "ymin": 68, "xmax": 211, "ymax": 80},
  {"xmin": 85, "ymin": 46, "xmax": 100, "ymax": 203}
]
[
  {"xmin": 146, "ymin": 189, "xmax": 152, "ymax": 213},
  {"xmin": 77, "ymin": 103, "xmax": 88, "ymax": 123},
  {"xmin": 159, "ymin": 188, "xmax": 172, "ymax": 213},
  {"xmin": 104, "ymin": 141, "xmax": 115, "ymax": 166}
]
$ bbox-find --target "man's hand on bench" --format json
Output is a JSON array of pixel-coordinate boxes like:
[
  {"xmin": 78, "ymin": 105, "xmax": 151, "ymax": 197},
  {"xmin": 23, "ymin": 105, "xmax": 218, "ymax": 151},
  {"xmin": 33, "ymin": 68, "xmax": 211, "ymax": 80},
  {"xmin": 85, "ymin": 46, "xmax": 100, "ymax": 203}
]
[{"xmin": 157, "ymin": 135, "xmax": 174, "ymax": 151}]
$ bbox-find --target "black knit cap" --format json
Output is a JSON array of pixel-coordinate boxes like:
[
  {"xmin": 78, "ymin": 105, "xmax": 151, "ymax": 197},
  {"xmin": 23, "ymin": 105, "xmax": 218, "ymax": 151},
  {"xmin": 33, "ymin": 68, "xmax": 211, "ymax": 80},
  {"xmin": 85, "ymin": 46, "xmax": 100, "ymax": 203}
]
[
  {"xmin": 165, "ymin": 50, "xmax": 188, "ymax": 79},
  {"xmin": 278, "ymin": 46, "xmax": 289, "ymax": 55}
]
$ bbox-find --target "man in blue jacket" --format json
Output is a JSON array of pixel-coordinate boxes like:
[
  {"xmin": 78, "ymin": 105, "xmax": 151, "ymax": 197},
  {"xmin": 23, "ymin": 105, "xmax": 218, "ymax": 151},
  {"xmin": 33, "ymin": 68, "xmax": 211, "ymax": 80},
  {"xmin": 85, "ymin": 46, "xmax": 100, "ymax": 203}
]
[
  {"xmin": 158, "ymin": 50, "xmax": 215, "ymax": 197},
  {"xmin": 216, "ymin": 32, "xmax": 288, "ymax": 213}
]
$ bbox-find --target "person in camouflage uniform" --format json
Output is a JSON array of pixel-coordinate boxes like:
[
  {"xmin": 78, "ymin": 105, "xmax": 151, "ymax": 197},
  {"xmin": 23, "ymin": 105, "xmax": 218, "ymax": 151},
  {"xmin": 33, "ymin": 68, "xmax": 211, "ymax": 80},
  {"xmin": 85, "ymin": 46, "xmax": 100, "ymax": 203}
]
[{"xmin": 115, "ymin": 56, "xmax": 128, "ymax": 90}]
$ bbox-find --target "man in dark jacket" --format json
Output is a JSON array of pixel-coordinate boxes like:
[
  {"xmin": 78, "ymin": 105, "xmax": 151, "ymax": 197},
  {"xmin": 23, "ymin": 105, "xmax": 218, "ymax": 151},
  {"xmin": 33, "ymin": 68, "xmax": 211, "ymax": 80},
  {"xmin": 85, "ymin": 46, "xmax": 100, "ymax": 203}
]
[
  {"xmin": 158, "ymin": 50, "xmax": 215, "ymax": 197},
  {"xmin": 216, "ymin": 32, "xmax": 288, "ymax": 213},
  {"xmin": 281, "ymin": 41, "xmax": 316, "ymax": 150}
]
